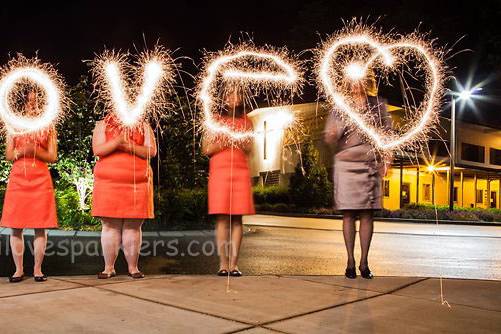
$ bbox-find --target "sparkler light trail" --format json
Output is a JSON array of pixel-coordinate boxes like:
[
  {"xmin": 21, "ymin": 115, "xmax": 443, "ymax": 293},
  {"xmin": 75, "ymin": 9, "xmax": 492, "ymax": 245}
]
[
  {"xmin": 317, "ymin": 24, "xmax": 446, "ymax": 152},
  {"xmin": 92, "ymin": 47, "xmax": 174, "ymax": 129},
  {"xmin": 198, "ymin": 45, "xmax": 302, "ymax": 140},
  {"xmin": 0, "ymin": 55, "xmax": 66, "ymax": 135}
]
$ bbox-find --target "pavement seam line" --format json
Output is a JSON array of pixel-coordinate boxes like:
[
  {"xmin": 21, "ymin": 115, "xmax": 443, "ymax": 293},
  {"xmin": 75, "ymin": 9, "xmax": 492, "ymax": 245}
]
[
  {"xmin": 91, "ymin": 284, "xmax": 255, "ymax": 326},
  {"xmin": 51, "ymin": 275, "xmax": 179, "ymax": 287},
  {"xmin": 390, "ymin": 291, "xmax": 501, "ymax": 313},
  {"xmin": 226, "ymin": 325, "xmax": 290, "ymax": 334},
  {"xmin": 279, "ymin": 275, "xmax": 427, "ymax": 294},
  {"xmin": 256, "ymin": 277, "xmax": 430, "ymax": 327},
  {"xmin": 0, "ymin": 284, "xmax": 90, "ymax": 299}
]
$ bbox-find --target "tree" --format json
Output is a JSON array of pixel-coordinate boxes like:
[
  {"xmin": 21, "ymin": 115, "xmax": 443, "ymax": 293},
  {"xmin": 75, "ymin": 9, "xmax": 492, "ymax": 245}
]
[{"xmin": 289, "ymin": 139, "xmax": 332, "ymax": 208}]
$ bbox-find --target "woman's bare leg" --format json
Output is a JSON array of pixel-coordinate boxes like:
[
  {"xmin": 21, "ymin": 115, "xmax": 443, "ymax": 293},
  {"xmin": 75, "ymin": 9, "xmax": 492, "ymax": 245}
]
[
  {"xmin": 359, "ymin": 210, "xmax": 374, "ymax": 269},
  {"xmin": 122, "ymin": 219, "xmax": 144, "ymax": 274},
  {"xmin": 10, "ymin": 228, "xmax": 24, "ymax": 277},
  {"xmin": 215, "ymin": 215, "xmax": 230, "ymax": 271},
  {"xmin": 229, "ymin": 216, "xmax": 243, "ymax": 271},
  {"xmin": 342, "ymin": 211, "xmax": 357, "ymax": 268},
  {"xmin": 33, "ymin": 229, "xmax": 47, "ymax": 277},
  {"xmin": 101, "ymin": 218, "xmax": 122, "ymax": 274}
]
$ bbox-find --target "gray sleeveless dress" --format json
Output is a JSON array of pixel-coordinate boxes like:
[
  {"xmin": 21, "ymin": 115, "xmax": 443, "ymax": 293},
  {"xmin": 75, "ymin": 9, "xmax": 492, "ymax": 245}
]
[{"xmin": 324, "ymin": 97, "xmax": 392, "ymax": 211}]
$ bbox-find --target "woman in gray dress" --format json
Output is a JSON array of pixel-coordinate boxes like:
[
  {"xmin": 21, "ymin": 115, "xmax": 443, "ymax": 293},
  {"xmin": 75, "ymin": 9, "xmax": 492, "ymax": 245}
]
[{"xmin": 324, "ymin": 75, "xmax": 392, "ymax": 279}]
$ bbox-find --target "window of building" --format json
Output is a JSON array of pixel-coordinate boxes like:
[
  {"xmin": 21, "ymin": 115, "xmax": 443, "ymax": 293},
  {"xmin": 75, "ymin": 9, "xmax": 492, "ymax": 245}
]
[
  {"xmin": 461, "ymin": 143, "xmax": 485, "ymax": 163},
  {"xmin": 490, "ymin": 148, "xmax": 501, "ymax": 166},
  {"xmin": 383, "ymin": 179, "xmax": 390, "ymax": 197},
  {"xmin": 430, "ymin": 141, "xmax": 449, "ymax": 158},
  {"xmin": 423, "ymin": 184, "xmax": 431, "ymax": 202},
  {"xmin": 476, "ymin": 189, "xmax": 483, "ymax": 204},
  {"xmin": 453, "ymin": 187, "xmax": 458, "ymax": 202}
]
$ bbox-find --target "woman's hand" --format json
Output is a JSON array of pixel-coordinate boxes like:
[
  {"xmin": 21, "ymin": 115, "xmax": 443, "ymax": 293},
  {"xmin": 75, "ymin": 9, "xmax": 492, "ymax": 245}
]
[
  {"xmin": 93, "ymin": 122, "xmax": 126, "ymax": 158},
  {"xmin": 116, "ymin": 134, "xmax": 132, "ymax": 152},
  {"xmin": 378, "ymin": 156, "xmax": 393, "ymax": 177},
  {"xmin": 118, "ymin": 124, "xmax": 157, "ymax": 159},
  {"xmin": 20, "ymin": 142, "xmax": 37, "ymax": 157}
]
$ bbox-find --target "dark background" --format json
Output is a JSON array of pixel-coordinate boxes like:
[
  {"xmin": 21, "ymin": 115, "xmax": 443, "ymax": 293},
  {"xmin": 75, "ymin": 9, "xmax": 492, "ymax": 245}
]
[{"xmin": 0, "ymin": 0, "xmax": 500, "ymax": 125}]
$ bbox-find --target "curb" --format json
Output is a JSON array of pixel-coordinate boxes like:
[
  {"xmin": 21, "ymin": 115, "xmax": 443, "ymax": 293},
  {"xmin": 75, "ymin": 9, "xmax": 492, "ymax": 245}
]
[
  {"xmin": 256, "ymin": 211, "xmax": 501, "ymax": 227},
  {"xmin": 0, "ymin": 228, "xmax": 215, "ymax": 238}
]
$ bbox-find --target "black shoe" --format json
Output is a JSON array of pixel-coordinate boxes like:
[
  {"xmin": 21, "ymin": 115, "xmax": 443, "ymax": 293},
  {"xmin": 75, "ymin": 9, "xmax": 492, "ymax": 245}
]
[
  {"xmin": 34, "ymin": 275, "xmax": 48, "ymax": 282},
  {"xmin": 217, "ymin": 269, "xmax": 228, "ymax": 276},
  {"xmin": 345, "ymin": 267, "xmax": 357, "ymax": 279},
  {"xmin": 359, "ymin": 266, "xmax": 374, "ymax": 279},
  {"xmin": 9, "ymin": 275, "xmax": 24, "ymax": 283},
  {"xmin": 128, "ymin": 272, "xmax": 145, "ymax": 279},
  {"xmin": 97, "ymin": 271, "xmax": 116, "ymax": 279},
  {"xmin": 229, "ymin": 269, "xmax": 242, "ymax": 277}
]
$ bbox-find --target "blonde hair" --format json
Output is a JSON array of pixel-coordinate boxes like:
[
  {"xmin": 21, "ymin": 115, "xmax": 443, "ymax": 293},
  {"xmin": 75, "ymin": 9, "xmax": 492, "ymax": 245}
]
[{"xmin": 365, "ymin": 69, "xmax": 378, "ymax": 97}]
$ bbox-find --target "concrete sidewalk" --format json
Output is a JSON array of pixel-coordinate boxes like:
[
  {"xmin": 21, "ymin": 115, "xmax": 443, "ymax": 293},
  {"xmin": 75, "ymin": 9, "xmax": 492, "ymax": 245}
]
[{"xmin": 0, "ymin": 275, "xmax": 499, "ymax": 333}]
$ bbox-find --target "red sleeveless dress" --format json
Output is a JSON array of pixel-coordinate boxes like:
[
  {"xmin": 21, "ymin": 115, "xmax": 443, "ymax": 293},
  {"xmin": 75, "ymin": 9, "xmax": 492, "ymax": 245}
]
[
  {"xmin": 91, "ymin": 116, "xmax": 154, "ymax": 219},
  {"xmin": 1, "ymin": 131, "xmax": 58, "ymax": 229},
  {"xmin": 208, "ymin": 116, "xmax": 255, "ymax": 215}
]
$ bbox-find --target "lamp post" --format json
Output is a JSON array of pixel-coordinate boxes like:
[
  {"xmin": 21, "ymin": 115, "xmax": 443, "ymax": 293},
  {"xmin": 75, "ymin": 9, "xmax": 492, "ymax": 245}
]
[
  {"xmin": 448, "ymin": 86, "xmax": 481, "ymax": 211},
  {"xmin": 448, "ymin": 95, "xmax": 456, "ymax": 211}
]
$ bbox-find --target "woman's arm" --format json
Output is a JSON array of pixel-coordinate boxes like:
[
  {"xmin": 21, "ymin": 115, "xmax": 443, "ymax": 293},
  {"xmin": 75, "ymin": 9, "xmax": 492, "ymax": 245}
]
[
  {"xmin": 118, "ymin": 123, "xmax": 157, "ymax": 159},
  {"xmin": 92, "ymin": 121, "xmax": 123, "ymax": 158},
  {"xmin": 324, "ymin": 111, "xmax": 343, "ymax": 145},
  {"xmin": 201, "ymin": 134, "xmax": 225, "ymax": 157},
  {"xmin": 34, "ymin": 130, "xmax": 58, "ymax": 163},
  {"xmin": 5, "ymin": 135, "xmax": 16, "ymax": 161}
]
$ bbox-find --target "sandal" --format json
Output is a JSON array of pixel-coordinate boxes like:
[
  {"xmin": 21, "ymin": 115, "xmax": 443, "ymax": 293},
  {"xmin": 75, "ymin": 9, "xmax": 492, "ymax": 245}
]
[
  {"xmin": 229, "ymin": 269, "xmax": 242, "ymax": 277},
  {"xmin": 97, "ymin": 271, "xmax": 116, "ymax": 279},
  {"xmin": 128, "ymin": 272, "xmax": 145, "ymax": 279},
  {"xmin": 34, "ymin": 275, "xmax": 48, "ymax": 282},
  {"xmin": 9, "ymin": 274, "xmax": 24, "ymax": 283},
  {"xmin": 217, "ymin": 269, "xmax": 229, "ymax": 276}
]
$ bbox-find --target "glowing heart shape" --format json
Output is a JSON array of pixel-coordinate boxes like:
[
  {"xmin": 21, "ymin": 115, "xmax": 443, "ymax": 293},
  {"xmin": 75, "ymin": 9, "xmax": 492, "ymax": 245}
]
[
  {"xmin": 318, "ymin": 31, "xmax": 444, "ymax": 151},
  {"xmin": 0, "ymin": 61, "xmax": 64, "ymax": 135},
  {"xmin": 199, "ymin": 48, "xmax": 300, "ymax": 140}
]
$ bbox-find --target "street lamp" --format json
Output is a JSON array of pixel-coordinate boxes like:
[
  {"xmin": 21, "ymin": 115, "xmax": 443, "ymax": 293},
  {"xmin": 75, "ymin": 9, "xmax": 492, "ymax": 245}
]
[{"xmin": 448, "ymin": 86, "xmax": 481, "ymax": 211}]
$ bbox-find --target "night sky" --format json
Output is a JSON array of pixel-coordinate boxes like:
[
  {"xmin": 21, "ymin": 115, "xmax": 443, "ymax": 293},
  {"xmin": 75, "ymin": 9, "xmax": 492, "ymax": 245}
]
[{"xmin": 1, "ymin": 0, "xmax": 500, "ymax": 125}]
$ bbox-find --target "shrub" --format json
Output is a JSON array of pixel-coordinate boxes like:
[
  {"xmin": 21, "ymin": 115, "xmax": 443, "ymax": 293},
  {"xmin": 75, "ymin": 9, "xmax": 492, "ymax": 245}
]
[
  {"xmin": 55, "ymin": 186, "xmax": 100, "ymax": 230},
  {"xmin": 289, "ymin": 140, "xmax": 332, "ymax": 208},
  {"xmin": 152, "ymin": 187, "xmax": 210, "ymax": 230},
  {"xmin": 253, "ymin": 185, "xmax": 289, "ymax": 205}
]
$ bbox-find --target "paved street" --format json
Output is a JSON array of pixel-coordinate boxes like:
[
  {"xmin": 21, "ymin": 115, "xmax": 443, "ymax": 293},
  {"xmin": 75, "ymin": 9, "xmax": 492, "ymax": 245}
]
[
  {"xmin": 0, "ymin": 274, "xmax": 499, "ymax": 333},
  {"xmin": 1, "ymin": 215, "xmax": 500, "ymax": 280},
  {"xmin": 241, "ymin": 215, "xmax": 501, "ymax": 280}
]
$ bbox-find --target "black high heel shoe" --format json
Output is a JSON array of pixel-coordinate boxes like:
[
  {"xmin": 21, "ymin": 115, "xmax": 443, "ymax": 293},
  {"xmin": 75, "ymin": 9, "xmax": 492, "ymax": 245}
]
[
  {"xmin": 359, "ymin": 266, "xmax": 374, "ymax": 279},
  {"xmin": 345, "ymin": 267, "xmax": 357, "ymax": 279}
]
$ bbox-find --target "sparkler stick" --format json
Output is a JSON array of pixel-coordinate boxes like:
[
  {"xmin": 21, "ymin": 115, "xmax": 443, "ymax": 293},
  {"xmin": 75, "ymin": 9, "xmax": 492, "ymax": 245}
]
[{"xmin": 0, "ymin": 55, "xmax": 66, "ymax": 135}]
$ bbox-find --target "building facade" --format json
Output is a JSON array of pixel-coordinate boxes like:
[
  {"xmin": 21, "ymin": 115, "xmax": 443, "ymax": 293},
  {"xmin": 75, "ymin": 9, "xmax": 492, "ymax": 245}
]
[{"xmin": 247, "ymin": 102, "xmax": 501, "ymax": 210}]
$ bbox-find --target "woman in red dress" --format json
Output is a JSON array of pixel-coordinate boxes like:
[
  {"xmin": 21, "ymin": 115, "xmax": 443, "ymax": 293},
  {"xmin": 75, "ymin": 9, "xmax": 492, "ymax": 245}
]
[
  {"xmin": 91, "ymin": 114, "xmax": 156, "ymax": 279},
  {"xmin": 203, "ymin": 89, "xmax": 255, "ymax": 277},
  {"xmin": 1, "ymin": 91, "xmax": 58, "ymax": 283}
]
